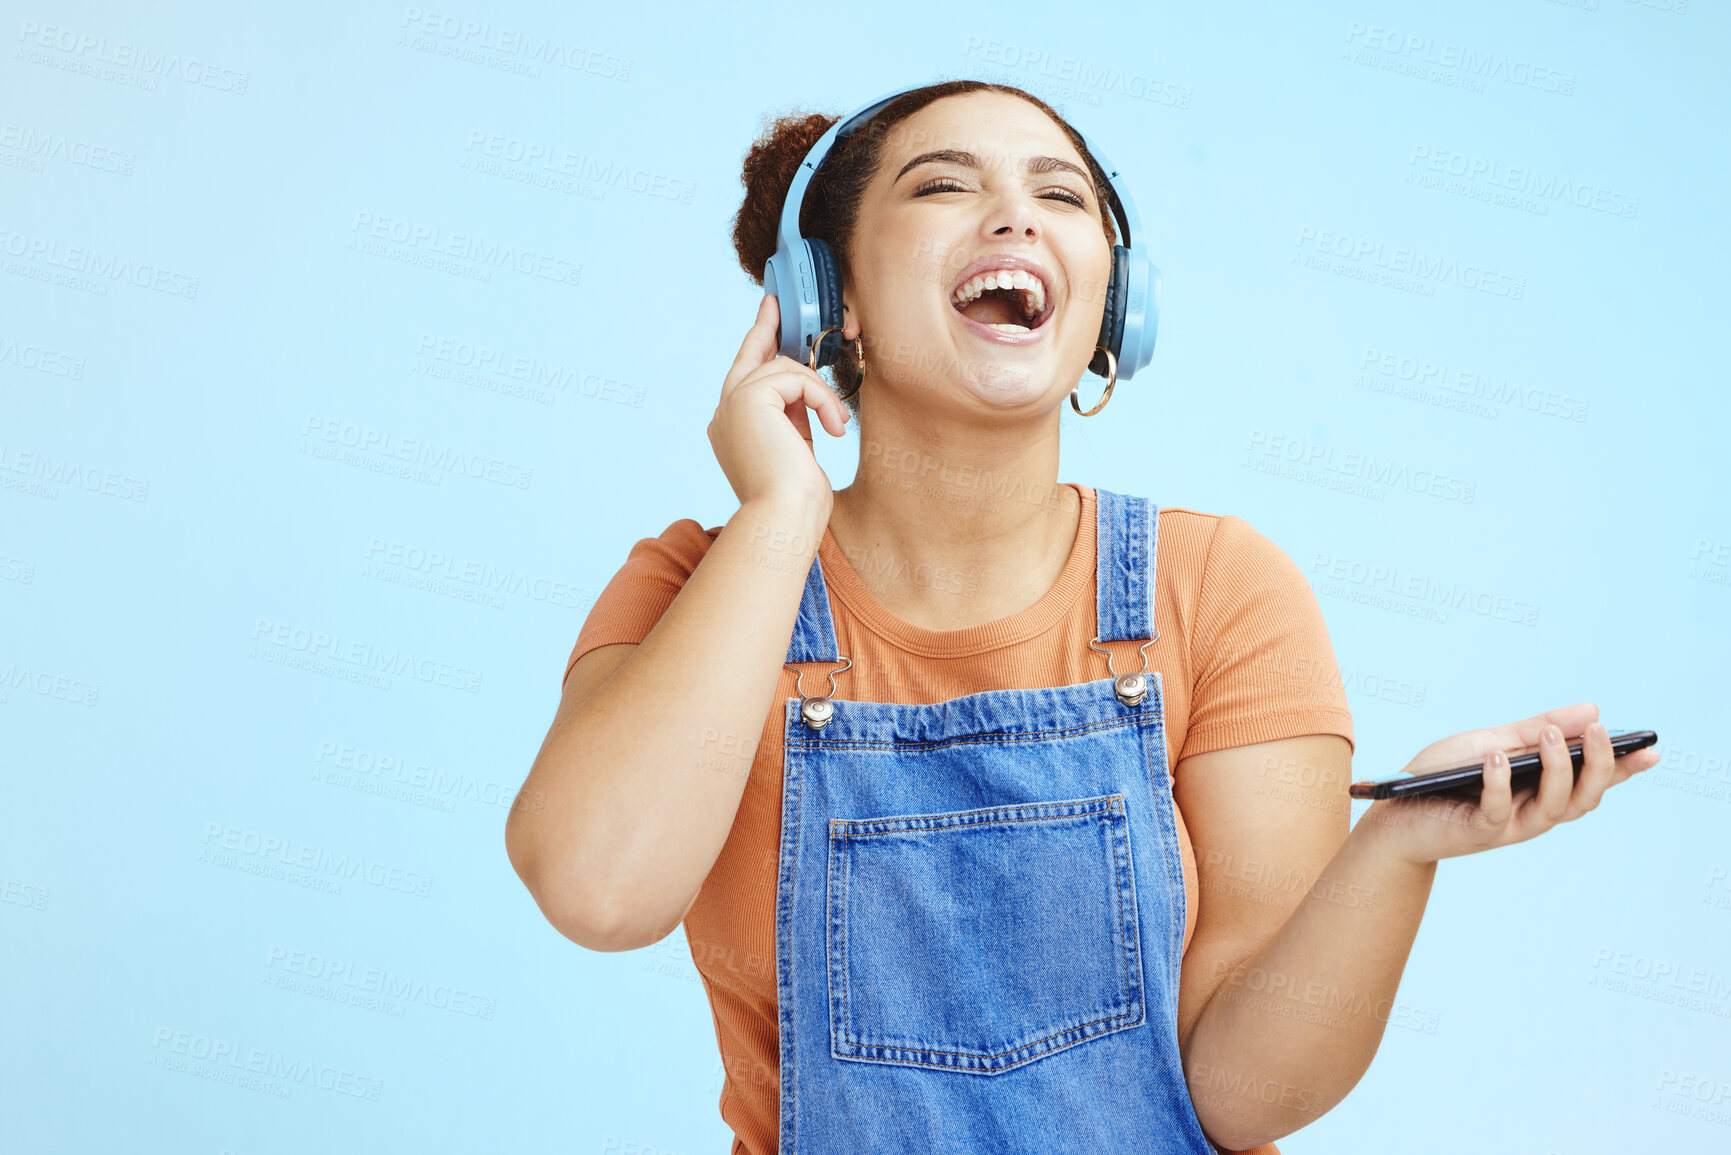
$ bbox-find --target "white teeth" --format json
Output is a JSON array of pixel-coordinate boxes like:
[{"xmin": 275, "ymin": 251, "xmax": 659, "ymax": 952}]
[
  {"xmin": 950, "ymin": 266, "xmax": 1049, "ymax": 323},
  {"xmin": 986, "ymin": 322, "xmax": 1031, "ymax": 333}
]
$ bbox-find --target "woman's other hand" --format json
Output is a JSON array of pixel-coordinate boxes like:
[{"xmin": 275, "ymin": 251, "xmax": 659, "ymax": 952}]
[
  {"xmin": 1355, "ymin": 702, "xmax": 1662, "ymax": 866},
  {"xmin": 707, "ymin": 294, "xmax": 850, "ymax": 514}
]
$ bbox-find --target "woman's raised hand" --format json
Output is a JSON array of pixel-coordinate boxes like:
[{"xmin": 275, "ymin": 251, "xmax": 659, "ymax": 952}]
[
  {"xmin": 707, "ymin": 295, "xmax": 850, "ymax": 513},
  {"xmin": 1356, "ymin": 702, "xmax": 1663, "ymax": 866}
]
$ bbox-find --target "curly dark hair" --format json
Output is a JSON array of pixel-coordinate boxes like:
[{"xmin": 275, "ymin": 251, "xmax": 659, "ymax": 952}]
[{"xmin": 730, "ymin": 81, "xmax": 1120, "ymax": 418}]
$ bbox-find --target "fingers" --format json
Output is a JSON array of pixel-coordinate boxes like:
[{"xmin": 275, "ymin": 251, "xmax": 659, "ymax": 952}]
[
  {"xmin": 721, "ymin": 297, "xmax": 852, "ymax": 437},
  {"xmin": 1479, "ymin": 746, "xmax": 1513, "ymax": 827},
  {"xmin": 1562, "ymin": 721, "xmax": 1616, "ymax": 820},
  {"xmin": 723, "ymin": 295, "xmax": 783, "ymax": 392},
  {"xmin": 1504, "ymin": 702, "xmax": 1599, "ymax": 752},
  {"xmin": 1525, "ymin": 723, "xmax": 1575, "ymax": 827},
  {"xmin": 1609, "ymin": 743, "xmax": 1662, "ymax": 785},
  {"xmin": 740, "ymin": 356, "xmax": 849, "ymax": 439}
]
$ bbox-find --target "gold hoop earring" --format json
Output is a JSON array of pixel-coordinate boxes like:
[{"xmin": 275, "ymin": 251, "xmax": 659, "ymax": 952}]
[
  {"xmin": 808, "ymin": 327, "xmax": 865, "ymax": 375},
  {"xmin": 1071, "ymin": 346, "xmax": 1117, "ymax": 417}
]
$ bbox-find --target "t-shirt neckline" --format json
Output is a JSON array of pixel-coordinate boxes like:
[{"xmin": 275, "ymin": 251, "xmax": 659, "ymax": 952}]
[{"xmin": 815, "ymin": 482, "xmax": 1097, "ymax": 659}]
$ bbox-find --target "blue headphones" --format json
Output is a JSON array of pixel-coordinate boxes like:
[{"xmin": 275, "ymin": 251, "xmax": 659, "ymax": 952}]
[{"xmin": 763, "ymin": 83, "xmax": 1160, "ymax": 381}]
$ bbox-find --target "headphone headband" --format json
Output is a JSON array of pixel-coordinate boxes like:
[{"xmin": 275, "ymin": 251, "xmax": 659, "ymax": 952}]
[{"xmin": 763, "ymin": 82, "xmax": 1160, "ymax": 380}]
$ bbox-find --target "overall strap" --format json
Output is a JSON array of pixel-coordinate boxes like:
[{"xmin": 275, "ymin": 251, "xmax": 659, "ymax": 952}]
[
  {"xmin": 786, "ymin": 487, "xmax": 1160, "ymax": 664},
  {"xmin": 1094, "ymin": 488, "xmax": 1159, "ymax": 644},
  {"xmin": 785, "ymin": 552, "xmax": 842, "ymax": 664}
]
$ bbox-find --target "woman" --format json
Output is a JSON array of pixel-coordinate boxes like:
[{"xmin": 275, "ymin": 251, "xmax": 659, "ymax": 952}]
[{"xmin": 505, "ymin": 81, "xmax": 1660, "ymax": 1154}]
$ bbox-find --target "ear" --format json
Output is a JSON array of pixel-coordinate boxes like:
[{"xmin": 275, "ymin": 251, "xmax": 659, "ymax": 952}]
[{"xmin": 840, "ymin": 289, "xmax": 860, "ymax": 341}]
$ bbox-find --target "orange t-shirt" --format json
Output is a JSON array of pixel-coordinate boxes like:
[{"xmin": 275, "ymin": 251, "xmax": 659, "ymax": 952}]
[{"xmin": 564, "ymin": 483, "xmax": 1355, "ymax": 1155}]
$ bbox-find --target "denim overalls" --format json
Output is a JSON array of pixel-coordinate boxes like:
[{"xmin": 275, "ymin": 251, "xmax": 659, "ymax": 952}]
[{"xmin": 776, "ymin": 489, "xmax": 1218, "ymax": 1153}]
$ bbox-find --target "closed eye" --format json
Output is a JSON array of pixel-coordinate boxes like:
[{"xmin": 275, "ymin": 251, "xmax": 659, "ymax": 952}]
[
  {"xmin": 912, "ymin": 178, "xmax": 972, "ymax": 198},
  {"xmin": 913, "ymin": 178, "xmax": 1087, "ymax": 207}
]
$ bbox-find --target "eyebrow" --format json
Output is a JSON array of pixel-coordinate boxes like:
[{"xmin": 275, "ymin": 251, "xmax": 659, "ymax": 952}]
[{"xmin": 893, "ymin": 149, "xmax": 1091, "ymax": 185}]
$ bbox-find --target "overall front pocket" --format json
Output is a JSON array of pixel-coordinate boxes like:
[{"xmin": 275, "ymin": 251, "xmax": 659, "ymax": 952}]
[{"xmin": 825, "ymin": 793, "xmax": 1145, "ymax": 1075}]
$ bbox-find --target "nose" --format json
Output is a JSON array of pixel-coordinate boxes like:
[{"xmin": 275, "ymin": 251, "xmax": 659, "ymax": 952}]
[{"xmin": 984, "ymin": 195, "xmax": 1039, "ymax": 242}]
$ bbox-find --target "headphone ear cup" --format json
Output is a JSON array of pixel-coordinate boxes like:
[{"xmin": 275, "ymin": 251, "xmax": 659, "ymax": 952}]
[
  {"xmin": 806, "ymin": 238, "xmax": 845, "ymax": 368},
  {"xmin": 1089, "ymin": 245, "xmax": 1130, "ymax": 377}
]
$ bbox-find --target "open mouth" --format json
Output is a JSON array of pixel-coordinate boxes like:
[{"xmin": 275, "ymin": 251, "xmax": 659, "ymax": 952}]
[{"xmin": 950, "ymin": 267, "xmax": 1055, "ymax": 334}]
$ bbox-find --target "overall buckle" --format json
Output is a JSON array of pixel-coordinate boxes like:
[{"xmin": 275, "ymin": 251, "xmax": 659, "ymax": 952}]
[
  {"xmin": 784, "ymin": 656, "xmax": 852, "ymax": 730},
  {"xmin": 1089, "ymin": 634, "xmax": 1158, "ymax": 708}
]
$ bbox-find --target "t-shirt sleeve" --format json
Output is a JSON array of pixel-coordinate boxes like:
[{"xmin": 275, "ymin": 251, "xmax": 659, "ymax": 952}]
[
  {"xmin": 1181, "ymin": 514, "xmax": 1355, "ymax": 760},
  {"xmin": 561, "ymin": 518, "xmax": 720, "ymax": 689}
]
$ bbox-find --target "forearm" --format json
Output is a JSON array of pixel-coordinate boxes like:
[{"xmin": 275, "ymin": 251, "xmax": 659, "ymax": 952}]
[
  {"xmin": 512, "ymin": 492, "xmax": 828, "ymax": 945},
  {"xmin": 1183, "ymin": 812, "xmax": 1436, "ymax": 1149}
]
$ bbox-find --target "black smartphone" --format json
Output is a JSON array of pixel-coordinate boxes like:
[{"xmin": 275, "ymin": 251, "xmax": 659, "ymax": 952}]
[{"xmin": 1347, "ymin": 729, "xmax": 1658, "ymax": 801}]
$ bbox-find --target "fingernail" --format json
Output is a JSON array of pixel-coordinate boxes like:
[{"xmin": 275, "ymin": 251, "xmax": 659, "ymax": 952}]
[
  {"xmin": 1543, "ymin": 724, "xmax": 1562, "ymax": 744},
  {"xmin": 1488, "ymin": 750, "xmax": 1505, "ymax": 767}
]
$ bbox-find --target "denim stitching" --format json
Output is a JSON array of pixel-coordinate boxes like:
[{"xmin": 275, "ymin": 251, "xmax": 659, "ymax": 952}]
[
  {"xmin": 838, "ymin": 1004, "xmax": 1141, "ymax": 1067},
  {"xmin": 832, "ymin": 796, "xmax": 1142, "ymax": 1070},
  {"xmin": 825, "ymin": 825, "xmax": 841, "ymax": 1062},
  {"xmin": 841, "ymin": 843, "xmax": 851, "ymax": 1049},
  {"xmin": 776, "ymin": 704, "xmax": 805, "ymax": 1153},
  {"xmin": 786, "ymin": 710, "xmax": 1146, "ymax": 753},
  {"xmin": 1109, "ymin": 801, "xmax": 1132, "ymax": 1011},
  {"xmin": 831, "ymin": 794, "xmax": 1124, "ymax": 836}
]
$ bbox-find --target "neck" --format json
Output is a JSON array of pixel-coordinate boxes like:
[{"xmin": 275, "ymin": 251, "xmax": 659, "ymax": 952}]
[{"xmin": 828, "ymin": 404, "xmax": 1081, "ymax": 633}]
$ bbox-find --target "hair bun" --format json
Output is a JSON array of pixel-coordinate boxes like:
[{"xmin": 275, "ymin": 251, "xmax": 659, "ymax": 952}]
[{"xmin": 731, "ymin": 112, "xmax": 839, "ymax": 285}]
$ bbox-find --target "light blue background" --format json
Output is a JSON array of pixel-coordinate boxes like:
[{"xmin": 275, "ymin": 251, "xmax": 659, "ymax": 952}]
[{"xmin": 4, "ymin": 1, "xmax": 1727, "ymax": 1152}]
